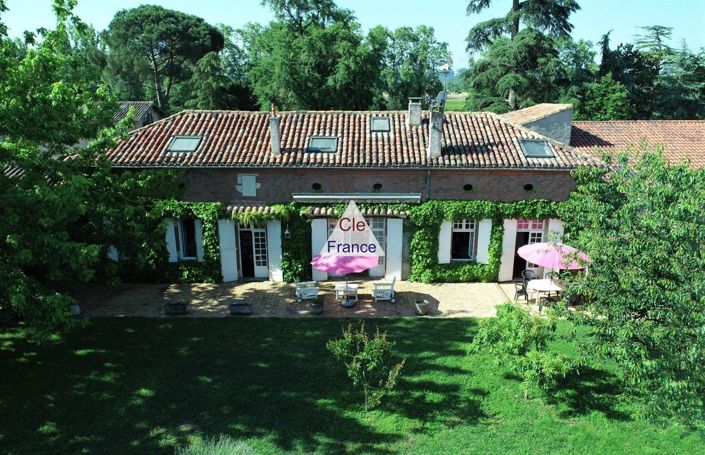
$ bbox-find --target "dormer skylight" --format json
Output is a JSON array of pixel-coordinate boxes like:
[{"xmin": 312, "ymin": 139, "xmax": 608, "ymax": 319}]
[
  {"xmin": 307, "ymin": 136, "xmax": 338, "ymax": 153},
  {"xmin": 519, "ymin": 139, "xmax": 554, "ymax": 158},
  {"xmin": 167, "ymin": 136, "xmax": 202, "ymax": 152},
  {"xmin": 370, "ymin": 117, "xmax": 391, "ymax": 132}
]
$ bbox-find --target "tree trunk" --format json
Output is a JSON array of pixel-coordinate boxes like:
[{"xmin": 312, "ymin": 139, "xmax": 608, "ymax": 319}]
[
  {"xmin": 508, "ymin": 0, "xmax": 521, "ymax": 109},
  {"xmin": 511, "ymin": 0, "xmax": 521, "ymax": 39},
  {"xmin": 149, "ymin": 53, "xmax": 165, "ymax": 111}
]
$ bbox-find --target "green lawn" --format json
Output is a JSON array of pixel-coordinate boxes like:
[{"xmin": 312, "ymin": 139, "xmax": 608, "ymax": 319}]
[
  {"xmin": 1, "ymin": 318, "xmax": 702, "ymax": 454},
  {"xmin": 444, "ymin": 99, "xmax": 466, "ymax": 112}
]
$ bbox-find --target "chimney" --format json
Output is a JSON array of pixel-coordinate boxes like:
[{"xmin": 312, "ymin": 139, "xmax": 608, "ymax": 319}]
[
  {"xmin": 407, "ymin": 97, "xmax": 422, "ymax": 126},
  {"xmin": 269, "ymin": 103, "xmax": 281, "ymax": 155},
  {"xmin": 428, "ymin": 106, "xmax": 443, "ymax": 158}
]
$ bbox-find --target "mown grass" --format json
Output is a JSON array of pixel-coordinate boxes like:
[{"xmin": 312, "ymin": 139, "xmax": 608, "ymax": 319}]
[
  {"xmin": 0, "ymin": 318, "xmax": 702, "ymax": 454},
  {"xmin": 444, "ymin": 99, "xmax": 466, "ymax": 112}
]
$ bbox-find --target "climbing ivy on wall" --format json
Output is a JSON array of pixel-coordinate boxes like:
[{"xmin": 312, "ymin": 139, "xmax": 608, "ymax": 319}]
[
  {"xmin": 116, "ymin": 200, "xmax": 224, "ymax": 283},
  {"xmin": 115, "ymin": 198, "xmax": 563, "ymax": 284},
  {"xmin": 406, "ymin": 200, "xmax": 560, "ymax": 283}
]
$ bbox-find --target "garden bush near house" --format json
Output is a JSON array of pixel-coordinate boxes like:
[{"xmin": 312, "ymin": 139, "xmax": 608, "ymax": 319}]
[
  {"xmin": 470, "ymin": 303, "xmax": 577, "ymax": 399},
  {"xmin": 327, "ymin": 321, "xmax": 405, "ymax": 411},
  {"xmin": 176, "ymin": 435, "xmax": 257, "ymax": 455}
]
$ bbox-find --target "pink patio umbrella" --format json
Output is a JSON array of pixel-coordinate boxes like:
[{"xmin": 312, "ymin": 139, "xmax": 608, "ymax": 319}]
[
  {"xmin": 517, "ymin": 242, "xmax": 590, "ymax": 271},
  {"xmin": 310, "ymin": 255, "xmax": 379, "ymax": 306}
]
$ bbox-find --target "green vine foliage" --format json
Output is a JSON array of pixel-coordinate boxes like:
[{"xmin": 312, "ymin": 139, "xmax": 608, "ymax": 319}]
[
  {"xmin": 114, "ymin": 197, "xmax": 562, "ymax": 285},
  {"xmin": 118, "ymin": 200, "xmax": 224, "ymax": 283},
  {"xmin": 407, "ymin": 200, "xmax": 559, "ymax": 283}
]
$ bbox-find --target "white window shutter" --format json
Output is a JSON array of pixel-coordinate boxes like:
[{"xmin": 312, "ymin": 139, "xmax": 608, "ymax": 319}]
[
  {"xmin": 218, "ymin": 219, "xmax": 238, "ymax": 282},
  {"xmin": 498, "ymin": 219, "xmax": 518, "ymax": 281},
  {"xmin": 107, "ymin": 246, "xmax": 119, "ymax": 261},
  {"xmin": 547, "ymin": 219, "xmax": 564, "ymax": 242},
  {"xmin": 195, "ymin": 219, "xmax": 205, "ymax": 262},
  {"xmin": 236, "ymin": 175, "xmax": 259, "ymax": 197},
  {"xmin": 476, "ymin": 219, "xmax": 492, "ymax": 264},
  {"xmin": 437, "ymin": 221, "xmax": 452, "ymax": 264},
  {"xmin": 165, "ymin": 219, "xmax": 178, "ymax": 263},
  {"xmin": 267, "ymin": 220, "xmax": 283, "ymax": 282}
]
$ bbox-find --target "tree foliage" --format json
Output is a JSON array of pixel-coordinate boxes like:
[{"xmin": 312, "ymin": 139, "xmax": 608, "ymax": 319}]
[
  {"xmin": 102, "ymin": 5, "xmax": 224, "ymax": 112},
  {"xmin": 240, "ymin": 1, "xmax": 383, "ymax": 110},
  {"xmin": 371, "ymin": 25, "xmax": 450, "ymax": 109},
  {"xmin": 562, "ymin": 147, "xmax": 705, "ymax": 427},
  {"xmin": 0, "ymin": 1, "xmax": 177, "ymax": 337},
  {"xmin": 573, "ymin": 74, "xmax": 630, "ymax": 120},
  {"xmin": 466, "ymin": 0, "xmax": 580, "ymax": 52},
  {"xmin": 465, "ymin": 29, "xmax": 567, "ymax": 112},
  {"xmin": 464, "ymin": 0, "xmax": 577, "ymax": 111}
]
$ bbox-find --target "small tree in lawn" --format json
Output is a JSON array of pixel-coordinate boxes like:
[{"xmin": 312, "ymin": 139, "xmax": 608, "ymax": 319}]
[
  {"xmin": 327, "ymin": 322, "xmax": 405, "ymax": 411},
  {"xmin": 470, "ymin": 303, "xmax": 576, "ymax": 399}
]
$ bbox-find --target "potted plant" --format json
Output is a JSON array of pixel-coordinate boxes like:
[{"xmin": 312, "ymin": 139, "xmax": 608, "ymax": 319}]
[
  {"xmin": 164, "ymin": 301, "xmax": 189, "ymax": 315},
  {"xmin": 229, "ymin": 300, "xmax": 253, "ymax": 315},
  {"xmin": 309, "ymin": 297, "xmax": 323, "ymax": 315},
  {"xmin": 414, "ymin": 299, "xmax": 430, "ymax": 316}
]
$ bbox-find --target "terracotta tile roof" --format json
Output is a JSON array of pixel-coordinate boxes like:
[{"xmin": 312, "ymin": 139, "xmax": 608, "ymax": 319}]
[
  {"xmin": 224, "ymin": 205, "xmax": 408, "ymax": 217},
  {"xmin": 501, "ymin": 104, "xmax": 573, "ymax": 125},
  {"xmin": 571, "ymin": 120, "xmax": 705, "ymax": 168},
  {"xmin": 106, "ymin": 110, "xmax": 597, "ymax": 170},
  {"xmin": 225, "ymin": 205, "xmax": 279, "ymax": 216},
  {"xmin": 308, "ymin": 206, "xmax": 408, "ymax": 218},
  {"xmin": 113, "ymin": 101, "xmax": 159, "ymax": 123}
]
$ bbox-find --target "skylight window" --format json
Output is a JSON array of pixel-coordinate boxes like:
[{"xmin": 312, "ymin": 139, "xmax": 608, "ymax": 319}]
[
  {"xmin": 167, "ymin": 136, "xmax": 202, "ymax": 152},
  {"xmin": 307, "ymin": 136, "xmax": 338, "ymax": 153},
  {"xmin": 370, "ymin": 117, "xmax": 391, "ymax": 132},
  {"xmin": 520, "ymin": 139, "xmax": 554, "ymax": 158}
]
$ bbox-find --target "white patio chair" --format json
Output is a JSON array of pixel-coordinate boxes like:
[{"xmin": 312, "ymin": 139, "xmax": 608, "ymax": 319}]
[
  {"xmin": 295, "ymin": 281, "xmax": 319, "ymax": 303},
  {"xmin": 373, "ymin": 276, "xmax": 397, "ymax": 303}
]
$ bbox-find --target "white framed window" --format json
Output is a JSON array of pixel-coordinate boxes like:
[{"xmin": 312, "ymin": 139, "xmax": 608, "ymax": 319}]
[
  {"xmin": 236, "ymin": 174, "xmax": 260, "ymax": 197},
  {"xmin": 451, "ymin": 220, "xmax": 477, "ymax": 261},
  {"xmin": 327, "ymin": 217, "xmax": 386, "ymax": 267},
  {"xmin": 517, "ymin": 219, "xmax": 545, "ymax": 231},
  {"xmin": 174, "ymin": 219, "xmax": 198, "ymax": 260}
]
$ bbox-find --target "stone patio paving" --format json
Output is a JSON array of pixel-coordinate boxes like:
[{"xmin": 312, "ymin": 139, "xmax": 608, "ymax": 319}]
[{"xmin": 76, "ymin": 280, "xmax": 533, "ymax": 318}]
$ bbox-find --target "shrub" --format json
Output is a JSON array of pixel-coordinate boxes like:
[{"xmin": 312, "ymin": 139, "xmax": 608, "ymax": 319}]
[
  {"xmin": 470, "ymin": 303, "xmax": 576, "ymax": 399},
  {"xmin": 175, "ymin": 435, "xmax": 257, "ymax": 455},
  {"xmin": 327, "ymin": 322, "xmax": 405, "ymax": 411}
]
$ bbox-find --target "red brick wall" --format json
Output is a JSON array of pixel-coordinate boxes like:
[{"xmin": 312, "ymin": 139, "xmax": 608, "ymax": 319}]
[{"xmin": 180, "ymin": 168, "xmax": 576, "ymax": 203}]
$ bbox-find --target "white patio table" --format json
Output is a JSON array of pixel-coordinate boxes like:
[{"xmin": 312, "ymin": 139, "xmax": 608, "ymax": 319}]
[
  {"xmin": 335, "ymin": 283, "xmax": 359, "ymax": 301},
  {"xmin": 526, "ymin": 278, "xmax": 563, "ymax": 302}
]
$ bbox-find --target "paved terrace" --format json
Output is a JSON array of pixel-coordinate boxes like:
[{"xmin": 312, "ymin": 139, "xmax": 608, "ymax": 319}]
[{"xmin": 76, "ymin": 280, "xmax": 533, "ymax": 318}]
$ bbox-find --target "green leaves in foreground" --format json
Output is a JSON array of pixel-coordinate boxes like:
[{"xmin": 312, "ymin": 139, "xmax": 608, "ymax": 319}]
[
  {"xmin": 470, "ymin": 303, "xmax": 576, "ymax": 399},
  {"xmin": 327, "ymin": 321, "xmax": 405, "ymax": 411},
  {"xmin": 562, "ymin": 148, "xmax": 705, "ymax": 428}
]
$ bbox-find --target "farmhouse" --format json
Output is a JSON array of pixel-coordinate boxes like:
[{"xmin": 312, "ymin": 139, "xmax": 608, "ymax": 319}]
[{"xmin": 105, "ymin": 101, "xmax": 703, "ymax": 283}]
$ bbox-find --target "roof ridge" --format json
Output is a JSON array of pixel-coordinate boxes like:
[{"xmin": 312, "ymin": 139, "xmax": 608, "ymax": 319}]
[
  {"xmin": 492, "ymin": 111, "xmax": 603, "ymax": 166},
  {"xmin": 574, "ymin": 119, "xmax": 705, "ymax": 123}
]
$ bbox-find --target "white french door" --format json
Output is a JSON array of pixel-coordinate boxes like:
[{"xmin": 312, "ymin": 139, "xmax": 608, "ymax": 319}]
[{"xmin": 238, "ymin": 224, "xmax": 268, "ymax": 278}]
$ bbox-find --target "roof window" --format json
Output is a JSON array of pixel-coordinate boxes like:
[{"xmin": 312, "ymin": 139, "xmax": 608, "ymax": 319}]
[
  {"xmin": 520, "ymin": 139, "xmax": 553, "ymax": 158},
  {"xmin": 307, "ymin": 136, "xmax": 338, "ymax": 153},
  {"xmin": 167, "ymin": 136, "xmax": 202, "ymax": 152},
  {"xmin": 370, "ymin": 117, "xmax": 391, "ymax": 132}
]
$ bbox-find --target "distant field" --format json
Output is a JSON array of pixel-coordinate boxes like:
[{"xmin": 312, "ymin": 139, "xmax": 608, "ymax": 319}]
[{"xmin": 445, "ymin": 93, "xmax": 467, "ymax": 112}]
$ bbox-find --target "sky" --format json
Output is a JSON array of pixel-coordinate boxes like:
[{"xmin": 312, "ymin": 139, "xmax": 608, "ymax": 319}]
[{"xmin": 3, "ymin": 0, "xmax": 705, "ymax": 69}]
